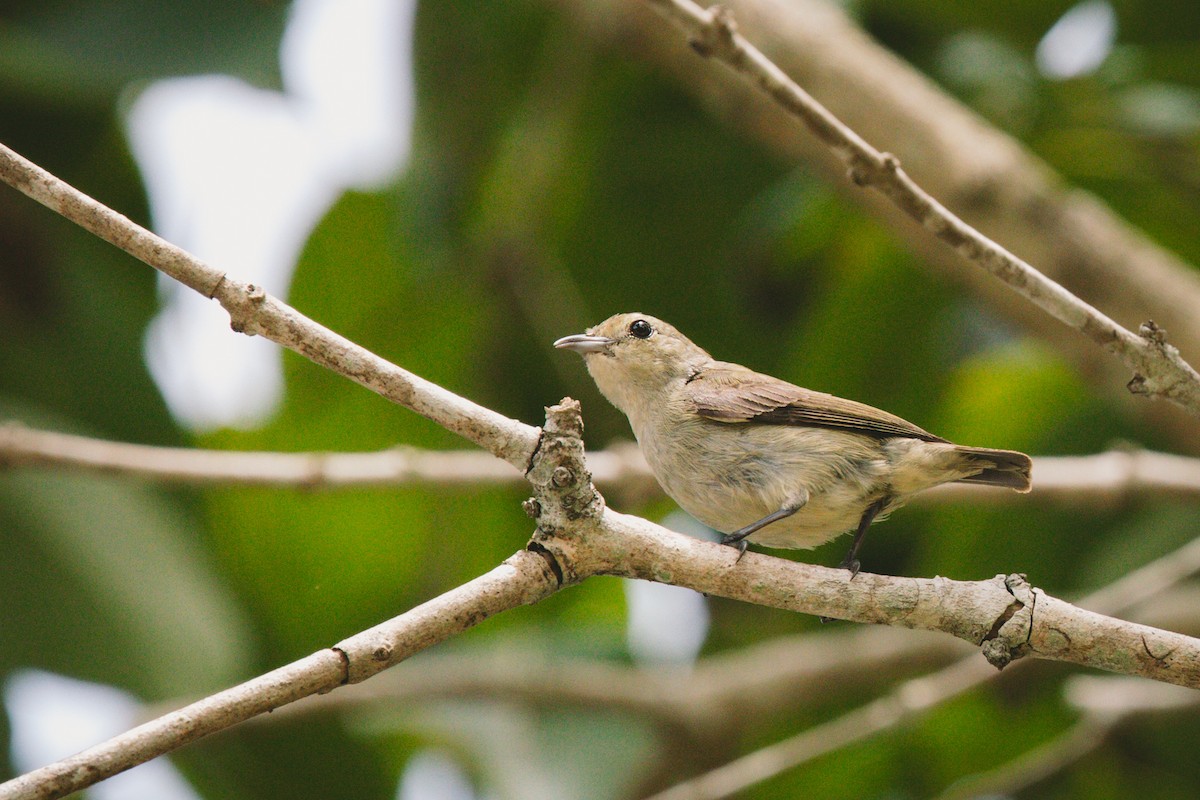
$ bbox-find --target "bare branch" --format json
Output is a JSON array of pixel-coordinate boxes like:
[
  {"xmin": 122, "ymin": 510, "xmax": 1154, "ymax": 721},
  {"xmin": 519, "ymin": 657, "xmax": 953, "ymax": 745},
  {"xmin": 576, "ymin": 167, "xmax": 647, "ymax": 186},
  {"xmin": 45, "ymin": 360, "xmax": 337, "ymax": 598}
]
[
  {"xmin": 0, "ymin": 423, "xmax": 643, "ymax": 490},
  {"xmin": 600, "ymin": 518, "xmax": 1200, "ymax": 685},
  {"xmin": 196, "ymin": 626, "xmax": 966, "ymax": 746},
  {"xmin": 0, "ymin": 423, "xmax": 530, "ymax": 487},
  {"xmin": 0, "ymin": 143, "xmax": 540, "ymax": 471},
  {"xmin": 928, "ymin": 449, "xmax": 1200, "ymax": 505},
  {"xmin": 643, "ymin": 655, "xmax": 996, "ymax": 800},
  {"xmin": 636, "ymin": 0, "xmax": 1200, "ymax": 416},
  {"xmin": 7, "ymin": 424, "xmax": 1200, "ymax": 506},
  {"xmin": 935, "ymin": 713, "xmax": 1113, "ymax": 800},
  {"xmin": 0, "ymin": 550, "xmax": 558, "ymax": 800},
  {"xmin": 936, "ymin": 675, "xmax": 1199, "ymax": 800},
  {"xmin": 644, "ymin": 527, "xmax": 1200, "ymax": 800}
]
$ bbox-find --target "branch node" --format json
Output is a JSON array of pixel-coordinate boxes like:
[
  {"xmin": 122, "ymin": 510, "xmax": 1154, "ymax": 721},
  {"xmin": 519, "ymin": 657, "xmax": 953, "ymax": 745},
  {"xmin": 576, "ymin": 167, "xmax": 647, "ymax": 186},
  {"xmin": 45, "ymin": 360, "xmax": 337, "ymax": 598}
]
[
  {"xmin": 206, "ymin": 272, "xmax": 229, "ymax": 300},
  {"xmin": 688, "ymin": 5, "xmax": 737, "ymax": 58},
  {"xmin": 1139, "ymin": 319, "xmax": 1167, "ymax": 345},
  {"xmin": 1126, "ymin": 320, "xmax": 1190, "ymax": 399},
  {"xmin": 848, "ymin": 152, "xmax": 901, "ymax": 188},
  {"xmin": 980, "ymin": 573, "xmax": 1036, "ymax": 670},
  {"xmin": 552, "ymin": 465, "xmax": 575, "ymax": 487},
  {"xmin": 329, "ymin": 646, "xmax": 351, "ymax": 688},
  {"xmin": 526, "ymin": 540, "xmax": 565, "ymax": 586},
  {"xmin": 524, "ymin": 399, "xmax": 604, "ymax": 580},
  {"xmin": 847, "ymin": 159, "xmax": 872, "ymax": 187},
  {"xmin": 224, "ymin": 283, "xmax": 268, "ymax": 336},
  {"xmin": 523, "ymin": 498, "xmax": 542, "ymax": 519}
]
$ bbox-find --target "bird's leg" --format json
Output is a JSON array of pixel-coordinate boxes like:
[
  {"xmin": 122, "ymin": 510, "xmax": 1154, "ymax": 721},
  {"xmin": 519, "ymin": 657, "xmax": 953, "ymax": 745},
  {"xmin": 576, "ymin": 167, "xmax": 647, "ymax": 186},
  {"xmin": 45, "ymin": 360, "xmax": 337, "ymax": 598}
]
[
  {"xmin": 837, "ymin": 496, "xmax": 890, "ymax": 578},
  {"xmin": 720, "ymin": 491, "xmax": 808, "ymax": 559}
]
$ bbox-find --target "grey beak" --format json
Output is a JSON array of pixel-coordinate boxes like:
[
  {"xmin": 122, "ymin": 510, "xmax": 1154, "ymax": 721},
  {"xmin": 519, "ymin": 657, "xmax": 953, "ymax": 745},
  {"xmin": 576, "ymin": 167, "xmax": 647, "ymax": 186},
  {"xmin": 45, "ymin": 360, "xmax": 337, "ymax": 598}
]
[{"xmin": 554, "ymin": 334, "xmax": 614, "ymax": 354}]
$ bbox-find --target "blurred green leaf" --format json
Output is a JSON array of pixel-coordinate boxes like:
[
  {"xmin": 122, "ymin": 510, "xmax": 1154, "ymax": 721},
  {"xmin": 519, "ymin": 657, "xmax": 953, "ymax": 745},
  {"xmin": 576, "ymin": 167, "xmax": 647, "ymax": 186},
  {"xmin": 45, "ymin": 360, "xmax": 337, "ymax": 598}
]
[
  {"xmin": 0, "ymin": 404, "xmax": 256, "ymax": 699},
  {"xmin": 0, "ymin": 1, "xmax": 285, "ymax": 102}
]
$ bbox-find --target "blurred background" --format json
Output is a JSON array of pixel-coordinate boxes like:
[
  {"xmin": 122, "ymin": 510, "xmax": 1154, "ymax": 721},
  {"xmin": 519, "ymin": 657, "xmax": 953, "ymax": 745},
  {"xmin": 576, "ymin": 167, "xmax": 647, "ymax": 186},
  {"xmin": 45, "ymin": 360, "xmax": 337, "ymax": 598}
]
[{"xmin": 3, "ymin": 0, "xmax": 1200, "ymax": 797}]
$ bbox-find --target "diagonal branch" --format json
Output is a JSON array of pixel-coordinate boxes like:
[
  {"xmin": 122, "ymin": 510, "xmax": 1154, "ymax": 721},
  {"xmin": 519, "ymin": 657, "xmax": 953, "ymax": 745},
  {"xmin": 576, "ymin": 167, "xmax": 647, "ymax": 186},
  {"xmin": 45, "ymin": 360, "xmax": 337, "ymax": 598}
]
[
  {"xmin": 640, "ymin": 0, "xmax": 1200, "ymax": 417},
  {"xmin": 0, "ymin": 550, "xmax": 560, "ymax": 800},
  {"xmin": 0, "ymin": 143, "xmax": 539, "ymax": 471}
]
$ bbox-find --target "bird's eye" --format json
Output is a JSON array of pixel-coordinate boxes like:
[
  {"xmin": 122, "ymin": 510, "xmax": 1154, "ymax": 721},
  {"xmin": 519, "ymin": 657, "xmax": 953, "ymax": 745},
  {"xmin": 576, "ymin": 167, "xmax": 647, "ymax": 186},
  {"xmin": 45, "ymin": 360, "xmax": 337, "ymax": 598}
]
[{"xmin": 628, "ymin": 319, "xmax": 653, "ymax": 339}]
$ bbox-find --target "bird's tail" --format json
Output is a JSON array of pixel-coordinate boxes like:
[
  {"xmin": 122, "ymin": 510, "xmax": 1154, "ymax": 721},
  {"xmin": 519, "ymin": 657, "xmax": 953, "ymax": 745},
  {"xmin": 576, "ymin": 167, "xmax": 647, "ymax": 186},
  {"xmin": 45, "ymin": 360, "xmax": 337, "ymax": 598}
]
[{"xmin": 953, "ymin": 447, "xmax": 1033, "ymax": 492}]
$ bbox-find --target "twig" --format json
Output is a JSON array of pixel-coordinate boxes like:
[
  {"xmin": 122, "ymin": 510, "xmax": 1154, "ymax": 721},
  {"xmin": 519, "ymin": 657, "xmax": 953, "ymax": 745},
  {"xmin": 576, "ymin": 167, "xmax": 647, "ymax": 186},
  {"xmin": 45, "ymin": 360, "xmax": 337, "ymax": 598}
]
[
  {"xmin": 7, "ymin": 424, "xmax": 1200, "ymax": 504},
  {"xmin": 640, "ymin": 0, "xmax": 1200, "ymax": 417},
  {"xmin": 643, "ymin": 656, "xmax": 995, "ymax": 800},
  {"xmin": 200, "ymin": 626, "xmax": 967, "ymax": 741},
  {"xmin": 935, "ymin": 675, "xmax": 1200, "ymax": 800},
  {"xmin": 0, "ymin": 143, "xmax": 539, "ymax": 471},
  {"xmin": 933, "ymin": 714, "xmax": 1115, "ymax": 800}
]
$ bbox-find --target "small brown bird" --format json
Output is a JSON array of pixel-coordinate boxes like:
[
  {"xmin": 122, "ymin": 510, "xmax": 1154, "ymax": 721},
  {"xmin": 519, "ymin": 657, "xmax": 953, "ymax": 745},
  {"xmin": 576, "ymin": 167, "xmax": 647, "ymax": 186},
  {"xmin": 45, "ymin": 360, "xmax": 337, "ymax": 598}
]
[{"xmin": 555, "ymin": 313, "xmax": 1031, "ymax": 573}]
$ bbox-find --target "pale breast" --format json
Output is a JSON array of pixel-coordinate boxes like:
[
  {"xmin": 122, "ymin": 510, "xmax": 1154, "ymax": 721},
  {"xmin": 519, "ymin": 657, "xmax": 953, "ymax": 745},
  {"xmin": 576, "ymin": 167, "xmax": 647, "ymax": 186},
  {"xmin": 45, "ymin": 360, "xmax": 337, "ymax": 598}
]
[{"xmin": 634, "ymin": 413, "xmax": 894, "ymax": 549}]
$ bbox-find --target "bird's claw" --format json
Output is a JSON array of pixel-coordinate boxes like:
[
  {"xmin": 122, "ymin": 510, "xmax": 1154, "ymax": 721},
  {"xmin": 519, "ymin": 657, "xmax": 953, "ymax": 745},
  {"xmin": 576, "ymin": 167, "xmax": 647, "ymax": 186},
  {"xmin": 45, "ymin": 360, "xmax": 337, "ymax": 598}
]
[
  {"xmin": 837, "ymin": 555, "xmax": 862, "ymax": 579},
  {"xmin": 719, "ymin": 533, "xmax": 749, "ymax": 562}
]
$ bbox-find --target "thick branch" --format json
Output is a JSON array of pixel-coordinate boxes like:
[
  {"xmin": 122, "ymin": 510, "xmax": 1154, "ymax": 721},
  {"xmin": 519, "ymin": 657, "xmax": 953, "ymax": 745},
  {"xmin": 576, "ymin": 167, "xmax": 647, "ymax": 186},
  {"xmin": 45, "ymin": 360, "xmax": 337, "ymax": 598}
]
[
  {"xmin": 0, "ymin": 143, "xmax": 539, "ymax": 470},
  {"xmin": 636, "ymin": 0, "xmax": 1200, "ymax": 417},
  {"xmin": 646, "ymin": 527, "xmax": 1200, "ymax": 800},
  {"xmin": 523, "ymin": 403, "xmax": 1200, "ymax": 688},
  {"xmin": 604, "ymin": 513, "xmax": 1200, "ymax": 685}
]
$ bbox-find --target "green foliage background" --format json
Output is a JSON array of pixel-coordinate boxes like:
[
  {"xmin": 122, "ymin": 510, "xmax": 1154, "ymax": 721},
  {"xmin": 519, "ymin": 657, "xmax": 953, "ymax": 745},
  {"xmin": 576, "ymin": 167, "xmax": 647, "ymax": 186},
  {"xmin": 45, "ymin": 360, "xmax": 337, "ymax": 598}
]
[{"xmin": 2, "ymin": 1, "xmax": 1200, "ymax": 798}]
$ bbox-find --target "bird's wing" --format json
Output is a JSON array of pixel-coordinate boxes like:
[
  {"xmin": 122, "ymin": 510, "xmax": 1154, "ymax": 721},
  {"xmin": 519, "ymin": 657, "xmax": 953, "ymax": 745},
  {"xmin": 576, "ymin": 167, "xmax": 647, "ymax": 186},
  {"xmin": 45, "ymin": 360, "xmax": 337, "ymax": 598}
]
[{"xmin": 684, "ymin": 362, "xmax": 947, "ymax": 442}]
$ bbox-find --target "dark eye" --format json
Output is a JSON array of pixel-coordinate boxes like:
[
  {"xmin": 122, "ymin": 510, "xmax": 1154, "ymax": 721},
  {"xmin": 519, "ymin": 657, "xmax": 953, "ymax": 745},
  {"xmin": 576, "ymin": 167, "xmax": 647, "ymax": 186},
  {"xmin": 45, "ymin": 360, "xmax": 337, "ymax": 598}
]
[{"xmin": 628, "ymin": 319, "xmax": 653, "ymax": 339}]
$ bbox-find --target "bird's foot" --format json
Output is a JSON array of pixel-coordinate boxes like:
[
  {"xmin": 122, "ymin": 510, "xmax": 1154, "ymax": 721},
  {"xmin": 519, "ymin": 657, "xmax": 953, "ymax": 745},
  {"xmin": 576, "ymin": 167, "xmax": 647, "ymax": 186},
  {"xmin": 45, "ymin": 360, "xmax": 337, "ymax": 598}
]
[
  {"xmin": 719, "ymin": 532, "xmax": 750, "ymax": 562},
  {"xmin": 836, "ymin": 554, "xmax": 862, "ymax": 579}
]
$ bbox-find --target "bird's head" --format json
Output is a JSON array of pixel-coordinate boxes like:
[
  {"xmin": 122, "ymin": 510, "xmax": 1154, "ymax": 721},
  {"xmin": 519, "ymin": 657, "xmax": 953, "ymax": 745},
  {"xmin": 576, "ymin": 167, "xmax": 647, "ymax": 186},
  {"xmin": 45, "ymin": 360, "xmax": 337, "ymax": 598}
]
[{"xmin": 554, "ymin": 313, "xmax": 711, "ymax": 420}]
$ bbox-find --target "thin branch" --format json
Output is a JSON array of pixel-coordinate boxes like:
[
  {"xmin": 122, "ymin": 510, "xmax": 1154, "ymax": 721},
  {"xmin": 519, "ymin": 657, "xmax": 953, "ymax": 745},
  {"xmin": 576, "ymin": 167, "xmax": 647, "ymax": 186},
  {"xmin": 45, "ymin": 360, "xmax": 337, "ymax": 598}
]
[
  {"xmin": 7, "ymin": 423, "xmax": 1200, "ymax": 505},
  {"xmin": 934, "ymin": 715, "xmax": 1116, "ymax": 800},
  {"xmin": 0, "ymin": 422, "xmax": 641, "ymax": 490},
  {"xmin": 644, "ymin": 656, "xmax": 996, "ymax": 800},
  {"xmin": 205, "ymin": 626, "xmax": 967, "ymax": 743},
  {"xmin": 927, "ymin": 449, "xmax": 1200, "ymax": 505},
  {"xmin": 638, "ymin": 0, "xmax": 1200, "ymax": 417},
  {"xmin": 935, "ymin": 675, "xmax": 1200, "ymax": 800},
  {"xmin": 0, "ymin": 550, "xmax": 558, "ymax": 800},
  {"xmin": 0, "ymin": 143, "xmax": 539, "ymax": 471},
  {"xmin": 602, "ymin": 520, "xmax": 1200, "ymax": 685}
]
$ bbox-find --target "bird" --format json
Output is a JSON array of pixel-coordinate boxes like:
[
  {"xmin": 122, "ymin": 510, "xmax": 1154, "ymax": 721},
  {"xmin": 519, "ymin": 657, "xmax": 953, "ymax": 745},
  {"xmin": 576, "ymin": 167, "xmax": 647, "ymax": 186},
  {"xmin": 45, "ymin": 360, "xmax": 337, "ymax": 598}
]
[{"xmin": 554, "ymin": 313, "xmax": 1032, "ymax": 574}]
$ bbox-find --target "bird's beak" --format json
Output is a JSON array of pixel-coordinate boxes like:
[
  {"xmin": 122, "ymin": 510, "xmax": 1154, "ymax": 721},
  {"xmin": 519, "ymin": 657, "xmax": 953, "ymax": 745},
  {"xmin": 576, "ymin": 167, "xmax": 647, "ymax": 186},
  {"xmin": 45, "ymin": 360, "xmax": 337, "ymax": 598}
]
[{"xmin": 553, "ymin": 333, "xmax": 614, "ymax": 354}]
